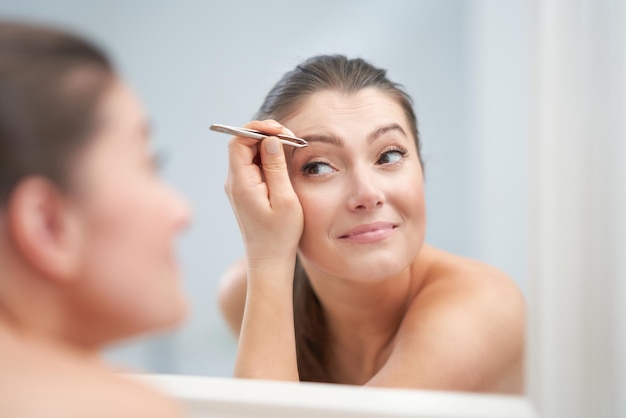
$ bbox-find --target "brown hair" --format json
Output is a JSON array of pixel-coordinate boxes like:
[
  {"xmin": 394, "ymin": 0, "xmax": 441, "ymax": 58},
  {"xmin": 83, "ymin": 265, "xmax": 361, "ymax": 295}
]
[
  {"xmin": 257, "ymin": 55, "xmax": 422, "ymax": 382},
  {"xmin": 0, "ymin": 21, "xmax": 114, "ymax": 206}
]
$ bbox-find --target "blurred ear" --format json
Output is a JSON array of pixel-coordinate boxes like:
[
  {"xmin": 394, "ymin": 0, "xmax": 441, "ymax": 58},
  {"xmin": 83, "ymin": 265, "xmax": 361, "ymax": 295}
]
[{"xmin": 6, "ymin": 176, "xmax": 83, "ymax": 284}]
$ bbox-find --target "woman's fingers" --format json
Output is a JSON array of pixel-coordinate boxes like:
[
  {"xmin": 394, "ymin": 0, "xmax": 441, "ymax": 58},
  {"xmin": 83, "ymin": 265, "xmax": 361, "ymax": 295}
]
[
  {"xmin": 258, "ymin": 136, "xmax": 299, "ymax": 210},
  {"xmin": 245, "ymin": 119, "xmax": 294, "ymax": 137},
  {"xmin": 225, "ymin": 119, "xmax": 296, "ymax": 203},
  {"xmin": 224, "ymin": 120, "xmax": 303, "ymax": 260}
]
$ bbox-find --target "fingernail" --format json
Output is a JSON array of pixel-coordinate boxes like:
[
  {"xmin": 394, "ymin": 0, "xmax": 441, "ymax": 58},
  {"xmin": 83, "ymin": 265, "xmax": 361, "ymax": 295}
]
[
  {"xmin": 283, "ymin": 127, "xmax": 295, "ymax": 136},
  {"xmin": 265, "ymin": 136, "xmax": 280, "ymax": 154},
  {"xmin": 268, "ymin": 120, "xmax": 283, "ymax": 129}
]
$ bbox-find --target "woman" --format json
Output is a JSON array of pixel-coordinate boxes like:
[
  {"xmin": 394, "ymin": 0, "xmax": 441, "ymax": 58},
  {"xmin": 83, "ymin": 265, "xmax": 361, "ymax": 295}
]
[
  {"xmin": 220, "ymin": 55, "xmax": 525, "ymax": 393},
  {"xmin": 0, "ymin": 22, "xmax": 189, "ymax": 417}
]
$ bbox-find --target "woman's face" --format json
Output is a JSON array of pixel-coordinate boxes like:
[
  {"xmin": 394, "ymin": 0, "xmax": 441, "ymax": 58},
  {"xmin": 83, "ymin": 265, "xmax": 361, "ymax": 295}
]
[
  {"xmin": 65, "ymin": 80, "xmax": 191, "ymax": 344},
  {"xmin": 282, "ymin": 88, "xmax": 425, "ymax": 282}
]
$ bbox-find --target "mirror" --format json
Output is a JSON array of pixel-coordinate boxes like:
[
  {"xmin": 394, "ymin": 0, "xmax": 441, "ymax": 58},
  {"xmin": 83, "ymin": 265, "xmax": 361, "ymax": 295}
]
[{"xmin": 0, "ymin": 0, "xmax": 531, "ymax": 397}]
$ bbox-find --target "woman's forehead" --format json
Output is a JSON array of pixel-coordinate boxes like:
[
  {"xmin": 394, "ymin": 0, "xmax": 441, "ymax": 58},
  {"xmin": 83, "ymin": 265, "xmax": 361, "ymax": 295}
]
[{"xmin": 284, "ymin": 89, "xmax": 410, "ymax": 133}]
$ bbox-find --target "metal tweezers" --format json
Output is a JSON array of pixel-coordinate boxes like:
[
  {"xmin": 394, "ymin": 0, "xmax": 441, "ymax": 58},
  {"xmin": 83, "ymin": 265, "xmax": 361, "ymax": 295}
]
[{"xmin": 210, "ymin": 123, "xmax": 308, "ymax": 148}]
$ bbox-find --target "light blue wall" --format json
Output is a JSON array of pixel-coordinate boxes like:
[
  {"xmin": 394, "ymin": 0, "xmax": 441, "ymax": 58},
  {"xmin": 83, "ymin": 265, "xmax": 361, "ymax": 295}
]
[{"xmin": 0, "ymin": 0, "xmax": 529, "ymax": 377}]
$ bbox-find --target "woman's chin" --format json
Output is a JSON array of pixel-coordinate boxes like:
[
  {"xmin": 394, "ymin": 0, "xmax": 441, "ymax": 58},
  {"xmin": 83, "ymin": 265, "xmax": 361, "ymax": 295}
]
[{"xmin": 137, "ymin": 293, "xmax": 188, "ymax": 335}]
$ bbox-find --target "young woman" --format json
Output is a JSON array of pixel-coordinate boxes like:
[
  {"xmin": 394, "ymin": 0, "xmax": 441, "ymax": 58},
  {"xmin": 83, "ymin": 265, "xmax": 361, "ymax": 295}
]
[
  {"xmin": 220, "ymin": 55, "xmax": 525, "ymax": 394},
  {"xmin": 0, "ymin": 22, "xmax": 190, "ymax": 417}
]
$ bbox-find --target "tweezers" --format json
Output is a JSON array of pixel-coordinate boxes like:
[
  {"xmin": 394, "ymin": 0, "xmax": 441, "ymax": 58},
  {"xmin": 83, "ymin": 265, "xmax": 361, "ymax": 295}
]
[{"xmin": 210, "ymin": 123, "xmax": 308, "ymax": 148}]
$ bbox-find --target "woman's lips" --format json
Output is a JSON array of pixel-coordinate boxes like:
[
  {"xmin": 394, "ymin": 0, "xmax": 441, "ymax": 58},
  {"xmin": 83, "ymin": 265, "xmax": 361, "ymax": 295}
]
[{"xmin": 338, "ymin": 222, "xmax": 397, "ymax": 243}]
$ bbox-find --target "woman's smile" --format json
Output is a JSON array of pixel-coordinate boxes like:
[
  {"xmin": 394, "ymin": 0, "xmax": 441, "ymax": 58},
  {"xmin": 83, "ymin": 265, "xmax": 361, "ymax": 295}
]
[{"xmin": 338, "ymin": 222, "xmax": 397, "ymax": 244}]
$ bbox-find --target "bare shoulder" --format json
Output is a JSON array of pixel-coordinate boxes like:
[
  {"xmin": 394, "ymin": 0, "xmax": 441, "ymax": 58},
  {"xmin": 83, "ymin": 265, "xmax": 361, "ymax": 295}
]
[
  {"xmin": 50, "ymin": 372, "xmax": 183, "ymax": 418},
  {"xmin": 0, "ymin": 339, "xmax": 183, "ymax": 418},
  {"xmin": 218, "ymin": 257, "xmax": 248, "ymax": 336},
  {"xmin": 416, "ymin": 245, "xmax": 525, "ymax": 390},
  {"xmin": 420, "ymin": 246, "xmax": 524, "ymax": 302},
  {"xmin": 78, "ymin": 372, "xmax": 184, "ymax": 418},
  {"xmin": 413, "ymin": 244, "xmax": 526, "ymax": 318},
  {"xmin": 374, "ymin": 244, "xmax": 525, "ymax": 393}
]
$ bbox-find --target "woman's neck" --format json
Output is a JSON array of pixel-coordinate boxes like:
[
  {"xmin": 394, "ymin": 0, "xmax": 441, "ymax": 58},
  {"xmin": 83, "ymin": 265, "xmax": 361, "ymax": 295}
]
[
  {"xmin": 302, "ymin": 258, "xmax": 423, "ymax": 381},
  {"xmin": 0, "ymin": 266, "xmax": 102, "ymax": 364},
  {"xmin": 0, "ymin": 234, "xmax": 103, "ymax": 364},
  {"xmin": 0, "ymin": 308, "xmax": 103, "ymax": 366}
]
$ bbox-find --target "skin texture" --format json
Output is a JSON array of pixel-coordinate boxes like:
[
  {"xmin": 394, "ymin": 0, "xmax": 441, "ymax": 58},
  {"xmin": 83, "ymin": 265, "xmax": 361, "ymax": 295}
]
[
  {"xmin": 220, "ymin": 89, "xmax": 525, "ymax": 393},
  {"xmin": 0, "ymin": 80, "xmax": 190, "ymax": 417}
]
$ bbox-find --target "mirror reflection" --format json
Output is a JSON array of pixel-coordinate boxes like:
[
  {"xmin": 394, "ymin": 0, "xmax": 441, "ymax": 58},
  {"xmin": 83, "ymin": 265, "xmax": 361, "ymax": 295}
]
[
  {"xmin": 219, "ymin": 55, "xmax": 524, "ymax": 393},
  {"xmin": 0, "ymin": 0, "xmax": 530, "ymax": 400}
]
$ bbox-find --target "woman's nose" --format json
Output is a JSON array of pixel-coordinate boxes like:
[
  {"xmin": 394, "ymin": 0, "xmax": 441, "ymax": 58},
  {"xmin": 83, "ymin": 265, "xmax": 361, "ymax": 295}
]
[
  {"xmin": 169, "ymin": 188, "xmax": 193, "ymax": 232},
  {"xmin": 346, "ymin": 169, "xmax": 385, "ymax": 212}
]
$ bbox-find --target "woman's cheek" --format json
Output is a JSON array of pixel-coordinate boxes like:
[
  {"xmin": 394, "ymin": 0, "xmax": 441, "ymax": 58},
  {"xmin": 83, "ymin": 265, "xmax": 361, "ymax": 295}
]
[
  {"xmin": 298, "ymin": 179, "xmax": 341, "ymax": 213},
  {"xmin": 295, "ymin": 186, "xmax": 332, "ymax": 244},
  {"xmin": 299, "ymin": 190, "xmax": 324, "ymax": 226}
]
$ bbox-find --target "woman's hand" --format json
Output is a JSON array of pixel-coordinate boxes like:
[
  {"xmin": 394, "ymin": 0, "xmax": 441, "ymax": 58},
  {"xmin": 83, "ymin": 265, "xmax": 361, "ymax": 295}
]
[
  {"xmin": 225, "ymin": 120, "xmax": 302, "ymax": 381},
  {"xmin": 224, "ymin": 120, "xmax": 303, "ymax": 268}
]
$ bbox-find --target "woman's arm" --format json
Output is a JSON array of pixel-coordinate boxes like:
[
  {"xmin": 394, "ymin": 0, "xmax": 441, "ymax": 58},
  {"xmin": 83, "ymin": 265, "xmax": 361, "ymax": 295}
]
[
  {"xmin": 218, "ymin": 257, "xmax": 247, "ymax": 337},
  {"xmin": 236, "ymin": 257, "xmax": 298, "ymax": 380},
  {"xmin": 223, "ymin": 120, "xmax": 303, "ymax": 381},
  {"xmin": 218, "ymin": 258, "xmax": 299, "ymax": 380}
]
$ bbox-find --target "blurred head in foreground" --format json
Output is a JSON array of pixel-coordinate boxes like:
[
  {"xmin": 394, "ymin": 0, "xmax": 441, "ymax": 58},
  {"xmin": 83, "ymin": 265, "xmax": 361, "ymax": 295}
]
[{"xmin": 0, "ymin": 21, "xmax": 191, "ymax": 350}]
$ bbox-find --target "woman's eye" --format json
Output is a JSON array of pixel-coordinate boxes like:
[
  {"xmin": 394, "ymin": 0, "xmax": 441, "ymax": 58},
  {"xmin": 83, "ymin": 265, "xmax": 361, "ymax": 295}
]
[
  {"xmin": 150, "ymin": 150, "xmax": 168, "ymax": 173},
  {"xmin": 302, "ymin": 161, "xmax": 335, "ymax": 176},
  {"xmin": 377, "ymin": 149, "xmax": 407, "ymax": 165}
]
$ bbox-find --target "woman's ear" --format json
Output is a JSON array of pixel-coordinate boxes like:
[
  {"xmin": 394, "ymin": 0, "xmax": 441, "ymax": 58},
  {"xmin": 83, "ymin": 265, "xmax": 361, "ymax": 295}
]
[{"xmin": 6, "ymin": 176, "xmax": 83, "ymax": 284}]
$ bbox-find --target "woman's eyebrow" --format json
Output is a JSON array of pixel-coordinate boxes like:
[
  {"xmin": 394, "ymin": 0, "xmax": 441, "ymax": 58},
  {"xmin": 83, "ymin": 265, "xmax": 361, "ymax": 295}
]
[
  {"xmin": 368, "ymin": 123, "xmax": 406, "ymax": 144},
  {"xmin": 290, "ymin": 134, "xmax": 343, "ymax": 156},
  {"xmin": 291, "ymin": 124, "xmax": 406, "ymax": 156},
  {"xmin": 300, "ymin": 134, "xmax": 344, "ymax": 147}
]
